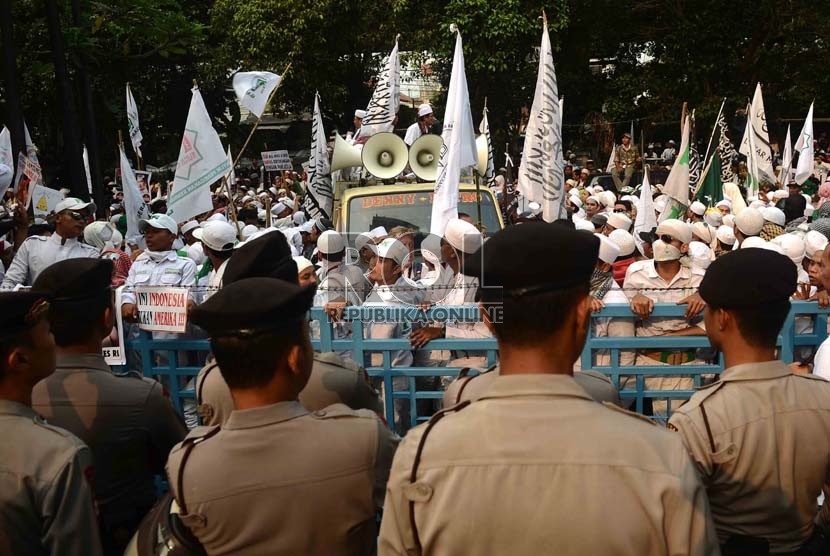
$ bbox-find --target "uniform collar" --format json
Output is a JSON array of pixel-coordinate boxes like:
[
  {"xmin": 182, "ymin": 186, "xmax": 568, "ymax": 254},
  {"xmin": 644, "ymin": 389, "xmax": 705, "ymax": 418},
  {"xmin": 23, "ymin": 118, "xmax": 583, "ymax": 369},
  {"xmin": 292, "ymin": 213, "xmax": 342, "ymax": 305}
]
[
  {"xmin": 56, "ymin": 352, "xmax": 111, "ymax": 373},
  {"xmin": 643, "ymin": 259, "xmax": 691, "ymax": 283},
  {"xmin": 224, "ymin": 400, "xmax": 309, "ymax": 430},
  {"xmin": 478, "ymin": 374, "xmax": 595, "ymax": 403},
  {"xmin": 720, "ymin": 360, "xmax": 791, "ymax": 382},
  {"xmin": 49, "ymin": 232, "xmax": 77, "ymax": 246},
  {"xmin": 0, "ymin": 399, "xmax": 39, "ymax": 419},
  {"xmin": 137, "ymin": 250, "xmax": 178, "ymax": 263}
]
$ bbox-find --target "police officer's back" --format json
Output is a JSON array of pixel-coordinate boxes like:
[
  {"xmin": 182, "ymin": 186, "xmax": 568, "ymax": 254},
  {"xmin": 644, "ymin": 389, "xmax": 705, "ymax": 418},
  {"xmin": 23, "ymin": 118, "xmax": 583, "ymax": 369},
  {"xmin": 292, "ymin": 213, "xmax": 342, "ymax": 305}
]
[
  {"xmin": 669, "ymin": 248, "xmax": 830, "ymax": 555},
  {"xmin": 0, "ymin": 291, "xmax": 103, "ymax": 555},
  {"xmin": 29, "ymin": 259, "xmax": 187, "ymax": 554},
  {"xmin": 378, "ymin": 222, "xmax": 719, "ymax": 555},
  {"xmin": 167, "ymin": 277, "xmax": 398, "ymax": 554}
]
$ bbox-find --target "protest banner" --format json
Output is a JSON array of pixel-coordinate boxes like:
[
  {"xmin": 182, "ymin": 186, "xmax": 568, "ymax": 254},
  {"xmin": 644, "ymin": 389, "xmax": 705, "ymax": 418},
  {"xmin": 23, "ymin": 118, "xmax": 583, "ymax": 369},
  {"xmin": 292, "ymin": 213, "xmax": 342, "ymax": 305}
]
[
  {"xmin": 102, "ymin": 286, "xmax": 127, "ymax": 365},
  {"xmin": 135, "ymin": 286, "xmax": 189, "ymax": 333},
  {"xmin": 15, "ymin": 153, "xmax": 41, "ymax": 209},
  {"xmin": 261, "ymin": 150, "xmax": 292, "ymax": 171},
  {"xmin": 134, "ymin": 170, "xmax": 152, "ymax": 195},
  {"xmin": 32, "ymin": 184, "xmax": 65, "ymax": 217}
]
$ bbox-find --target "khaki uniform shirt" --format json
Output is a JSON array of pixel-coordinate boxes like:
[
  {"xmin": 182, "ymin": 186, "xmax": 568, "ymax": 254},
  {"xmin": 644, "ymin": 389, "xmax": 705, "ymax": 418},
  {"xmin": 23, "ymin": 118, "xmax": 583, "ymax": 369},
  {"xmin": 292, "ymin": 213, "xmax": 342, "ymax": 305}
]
[
  {"xmin": 669, "ymin": 361, "xmax": 830, "ymax": 552},
  {"xmin": 379, "ymin": 374, "xmax": 718, "ymax": 556},
  {"xmin": 31, "ymin": 353, "xmax": 187, "ymax": 523},
  {"xmin": 197, "ymin": 352, "xmax": 383, "ymax": 427},
  {"xmin": 0, "ymin": 400, "xmax": 103, "ymax": 556},
  {"xmin": 167, "ymin": 401, "xmax": 399, "ymax": 555}
]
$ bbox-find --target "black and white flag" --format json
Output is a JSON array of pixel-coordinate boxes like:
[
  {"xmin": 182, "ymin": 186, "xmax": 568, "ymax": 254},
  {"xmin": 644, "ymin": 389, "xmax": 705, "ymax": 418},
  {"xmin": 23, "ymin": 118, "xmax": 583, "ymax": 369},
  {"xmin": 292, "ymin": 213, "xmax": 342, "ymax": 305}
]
[
  {"xmin": 361, "ymin": 39, "xmax": 400, "ymax": 138},
  {"xmin": 303, "ymin": 93, "xmax": 333, "ymax": 220},
  {"xmin": 716, "ymin": 111, "xmax": 737, "ymax": 183}
]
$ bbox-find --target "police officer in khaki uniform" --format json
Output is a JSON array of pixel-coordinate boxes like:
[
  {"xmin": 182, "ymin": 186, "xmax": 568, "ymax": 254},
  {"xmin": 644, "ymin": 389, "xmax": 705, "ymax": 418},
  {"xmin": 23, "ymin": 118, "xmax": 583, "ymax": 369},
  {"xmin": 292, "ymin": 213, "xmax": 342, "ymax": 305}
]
[
  {"xmin": 0, "ymin": 290, "xmax": 103, "ymax": 555},
  {"xmin": 195, "ymin": 231, "xmax": 382, "ymax": 426},
  {"xmin": 378, "ymin": 222, "xmax": 719, "ymax": 555},
  {"xmin": 167, "ymin": 277, "xmax": 398, "ymax": 554},
  {"xmin": 669, "ymin": 248, "xmax": 830, "ymax": 555},
  {"xmin": 29, "ymin": 258, "xmax": 187, "ymax": 555}
]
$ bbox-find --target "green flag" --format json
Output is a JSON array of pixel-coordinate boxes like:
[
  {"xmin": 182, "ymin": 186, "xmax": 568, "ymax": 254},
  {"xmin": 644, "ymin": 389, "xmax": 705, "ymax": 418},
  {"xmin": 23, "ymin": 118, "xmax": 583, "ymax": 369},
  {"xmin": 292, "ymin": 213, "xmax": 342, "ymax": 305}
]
[{"xmin": 694, "ymin": 151, "xmax": 723, "ymax": 206}]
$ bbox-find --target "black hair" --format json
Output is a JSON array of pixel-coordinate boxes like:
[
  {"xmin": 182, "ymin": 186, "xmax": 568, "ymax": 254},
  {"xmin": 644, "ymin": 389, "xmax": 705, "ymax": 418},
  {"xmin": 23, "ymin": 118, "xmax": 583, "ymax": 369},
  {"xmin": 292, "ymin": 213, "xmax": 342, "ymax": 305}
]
[
  {"xmin": 205, "ymin": 244, "xmax": 234, "ymax": 262},
  {"xmin": 487, "ymin": 283, "xmax": 589, "ymax": 346},
  {"xmin": 318, "ymin": 250, "xmax": 344, "ymax": 263},
  {"xmin": 615, "ymin": 200, "xmax": 632, "ymax": 212},
  {"xmin": 49, "ymin": 292, "xmax": 112, "ymax": 347},
  {"xmin": 714, "ymin": 299, "xmax": 791, "ymax": 348},
  {"xmin": 212, "ymin": 324, "xmax": 306, "ymax": 389},
  {"xmin": 0, "ymin": 329, "xmax": 34, "ymax": 378}
]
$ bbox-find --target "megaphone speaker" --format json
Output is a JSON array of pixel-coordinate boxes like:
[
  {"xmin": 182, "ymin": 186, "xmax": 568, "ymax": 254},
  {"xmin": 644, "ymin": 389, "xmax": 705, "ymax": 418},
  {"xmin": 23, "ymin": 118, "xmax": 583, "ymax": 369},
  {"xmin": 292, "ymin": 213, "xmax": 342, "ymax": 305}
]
[
  {"xmin": 330, "ymin": 133, "xmax": 363, "ymax": 173},
  {"xmin": 362, "ymin": 132, "xmax": 408, "ymax": 180},
  {"xmin": 409, "ymin": 134, "xmax": 443, "ymax": 182},
  {"xmin": 475, "ymin": 134, "xmax": 490, "ymax": 176}
]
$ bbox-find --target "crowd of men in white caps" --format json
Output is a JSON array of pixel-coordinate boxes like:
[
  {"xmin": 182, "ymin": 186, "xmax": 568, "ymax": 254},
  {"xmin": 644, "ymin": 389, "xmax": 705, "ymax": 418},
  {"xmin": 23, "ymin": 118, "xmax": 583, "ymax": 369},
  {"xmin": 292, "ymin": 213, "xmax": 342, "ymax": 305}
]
[{"xmin": 5, "ymin": 138, "xmax": 830, "ymax": 556}]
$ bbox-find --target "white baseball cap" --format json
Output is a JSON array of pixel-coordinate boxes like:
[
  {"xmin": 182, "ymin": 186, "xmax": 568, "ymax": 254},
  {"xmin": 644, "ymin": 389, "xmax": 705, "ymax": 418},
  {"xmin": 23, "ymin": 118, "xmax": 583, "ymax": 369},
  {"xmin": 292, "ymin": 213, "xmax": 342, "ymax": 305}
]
[
  {"xmin": 55, "ymin": 197, "xmax": 94, "ymax": 214},
  {"xmin": 193, "ymin": 220, "xmax": 238, "ymax": 252},
  {"xmin": 317, "ymin": 230, "xmax": 345, "ymax": 254},
  {"xmin": 139, "ymin": 213, "xmax": 178, "ymax": 235},
  {"xmin": 376, "ymin": 238, "xmax": 409, "ymax": 266}
]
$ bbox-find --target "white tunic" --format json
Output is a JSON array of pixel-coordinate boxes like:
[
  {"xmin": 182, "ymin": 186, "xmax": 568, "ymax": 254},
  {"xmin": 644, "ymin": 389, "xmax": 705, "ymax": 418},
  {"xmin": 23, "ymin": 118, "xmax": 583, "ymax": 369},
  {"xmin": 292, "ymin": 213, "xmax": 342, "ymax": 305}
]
[{"xmin": 1, "ymin": 232, "xmax": 99, "ymax": 289}]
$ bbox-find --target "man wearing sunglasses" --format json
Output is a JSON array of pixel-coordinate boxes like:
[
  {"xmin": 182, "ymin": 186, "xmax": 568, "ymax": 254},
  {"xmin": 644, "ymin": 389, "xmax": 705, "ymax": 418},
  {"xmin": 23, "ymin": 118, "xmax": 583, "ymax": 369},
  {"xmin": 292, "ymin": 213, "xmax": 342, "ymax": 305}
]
[{"xmin": 1, "ymin": 197, "xmax": 99, "ymax": 289}]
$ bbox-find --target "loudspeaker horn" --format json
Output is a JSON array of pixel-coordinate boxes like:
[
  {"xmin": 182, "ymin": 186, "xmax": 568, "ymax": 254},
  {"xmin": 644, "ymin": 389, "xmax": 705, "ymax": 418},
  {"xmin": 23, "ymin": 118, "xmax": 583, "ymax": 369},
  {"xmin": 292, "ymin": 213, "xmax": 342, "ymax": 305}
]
[
  {"xmin": 330, "ymin": 133, "xmax": 363, "ymax": 173},
  {"xmin": 362, "ymin": 132, "xmax": 409, "ymax": 180},
  {"xmin": 409, "ymin": 134, "xmax": 443, "ymax": 182},
  {"xmin": 475, "ymin": 134, "xmax": 490, "ymax": 176}
]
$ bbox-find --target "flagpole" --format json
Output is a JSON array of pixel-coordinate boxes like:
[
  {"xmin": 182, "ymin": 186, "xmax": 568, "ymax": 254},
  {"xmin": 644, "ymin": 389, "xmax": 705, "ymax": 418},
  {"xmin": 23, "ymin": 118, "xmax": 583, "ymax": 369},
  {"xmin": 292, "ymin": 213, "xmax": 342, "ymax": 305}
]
[
  {"xmin": 692, "ymin": 151, "xmax": 715, "ymax": 201},
  {"xmin": 701, "ymin": 97, "xmax": 726, "ymax": 168},
  {"xmin": 231, "ymin": 62, "xmax": 292, "ymax": 170}
]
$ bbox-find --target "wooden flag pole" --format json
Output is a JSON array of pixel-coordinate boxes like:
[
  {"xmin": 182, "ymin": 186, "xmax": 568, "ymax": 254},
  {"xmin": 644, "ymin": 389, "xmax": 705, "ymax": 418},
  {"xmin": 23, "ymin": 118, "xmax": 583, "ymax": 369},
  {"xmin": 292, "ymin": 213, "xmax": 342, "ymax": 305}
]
[{"xmin": 701, "ymin": 97, "xmax": 726, "ymax": 167}]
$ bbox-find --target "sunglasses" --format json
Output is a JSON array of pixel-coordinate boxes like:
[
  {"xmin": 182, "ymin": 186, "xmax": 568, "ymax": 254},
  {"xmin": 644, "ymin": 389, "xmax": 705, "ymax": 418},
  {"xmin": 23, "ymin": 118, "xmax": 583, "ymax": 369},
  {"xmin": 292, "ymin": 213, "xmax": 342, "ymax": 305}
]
[
  {"xmin": 659, "ymin": 234, "xmax": 677, "ymax": 244},
  {"xmin": 613, "ymin": 208, "xmax": 627, "ymax": 213},
  {"xmin": 65, "ymin": 210, "xmax": 88, "ymax": 221}
]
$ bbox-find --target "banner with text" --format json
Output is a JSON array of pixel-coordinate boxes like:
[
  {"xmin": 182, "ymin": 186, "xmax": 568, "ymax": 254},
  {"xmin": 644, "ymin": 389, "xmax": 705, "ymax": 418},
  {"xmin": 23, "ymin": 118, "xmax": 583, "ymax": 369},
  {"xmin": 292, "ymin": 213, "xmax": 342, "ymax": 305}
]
[
  {"xmin": 103, "ymin": 286, "xmax": 127, "ymax": 365},
  {"xmin": 261, "ymin": 150, "xmax": 292, "ymax": 171},
  {"xmin": 136, "ymin": 287, "xmax": 189, "ymax": 333},
  {"xmin": 32, "ymin": 184, "xmax": 65, "ymax": 217}
]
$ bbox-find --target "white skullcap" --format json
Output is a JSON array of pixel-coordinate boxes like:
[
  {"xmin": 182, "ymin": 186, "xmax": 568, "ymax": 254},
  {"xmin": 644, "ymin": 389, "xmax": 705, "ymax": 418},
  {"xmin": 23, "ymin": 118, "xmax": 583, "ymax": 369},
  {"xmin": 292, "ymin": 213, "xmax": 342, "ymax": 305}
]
[
  {"xmin": 622, "ymin": 195, "xmax": 639, "ymax": 204},
  {"xmin": 355, "ymin": 232, "xmax": 376, "ymax": 253},
  {"xmin": 591, "ymin": 185, "xmax": 605, "ymax": 194},
  {"xmin": 271, "ymin": 202, "xmax": 287, "ymax": 215},
  {"xmin": 608, "ymin": 229, "xmax": 636, "ymax": 257},
  {"xmin": 0, "ymin": 164, "xmax": 11, "ymax": 192},
  {"xmin": 595, "ymin": 233, "xmax": 621, "ymax": 265},
  {"xmin": 293, "ymin": 212, "xmax": 307, "ymax": 226},
  {"xmin": 749, "ymin": 200, "xmax": 766, "ymax": 210},
  {"xmin": 565, "ymin": 179, "xmax": 576, "ymax": 187},
  {"xmin": 772, "ymin": 233, "xmax": 806, "ymax": 264},
  {"xmin": 689, "ymin": 201, "xmax": 706, "ymax": 216},
  {"xmin": 354, "ymin": 109, "xmax": 367, "ymax": 119},
  {"xmin": 606, "ymin": 212, "xmax": 632, "ymax": 231},
  {"xmin": 241, "ymin": 224, "xmax": 259, "ymax": 240},
  {"xmin": 420, "ymin": 234, "xmax": 442, "ymax": 262},
  {"xmin": 716, "ymin": 199, "xmax": 732, "ymax": 209},
  {"xmin": 704, "ymin": 210, "xmax": 723, "ymax": 228},
  {"xmin": 805, "ymin": 204, "xmax": 815, "ymax": 218},
  {"xmin": 569, "ymin": 195, "xmax": 583, "ymax": 209},
  {"xmin": 417, "ymin": 103, "xmax": 433, "ymax": 117},
  {"xmin": 278, "ymin": 196, "xmax": 295, "ymax": 210},
  {"xmin": 269, "ymin": 187, "xmax": 277, "ymax": 195},
  {"xmin": 656, "ymin": 219, "xmax": 692, "ymax": 244},
  {"xmin": 805, "ymin": 230, "xmax": 828, "ymax": 259},
  {"xmin": 772, "ymin": 190, "xmax": 789, "ymax": 200},
  {"xmin": 574, "ymin": 217, "xmax": 595, "ymax": 232},
  {"xmin": 722, "ymin": 214, "xmax": 735, "ymax": 228},
  {"xmin": 585, "ymin": 195, "xmax": 600, "ymax": 206},
  {"xmin": 740, "ymin": 236, "xmax": 767, "ymax": 249},
  {"xmin": 760, "ymin": 241, "xmax": 784, "ymax": 255},
  {"xmin": 690, "ymin": 222, "xmax": 713, "ymax": 244},
  {"xmin": 716, "ymin": 225, "xmax": 736, "ymax": 246},
  {"xmin": 376, "ymin": 238, "xmax": 409, "ymax": 265},
  {"xmin": 181, "ymin": 220, "xmax": 200, "ymax": 235},
  {"xmin": 762, "ymin": 207, "xmax": 785, "ymax": 227},
  {"xmin": 654, "ymin": 196, "xmax": 668, "ymax": 213},
  {"xmin": 293, "ymin": 256, "xmax": 314, "ymax": 274},
  {"xmin": 317, "ymin": 230, "xmax": 345, "ymax": 254},
  {"xmin": 444, "ymin": 218, "xmax": 483, "ymax": 254},
  {"xmin": 369, "ymin": 226, "xmax": 388, "ymax": 239},
  {"xmin": 597, "ymin": 191, "xmax": 616, "ymax": 208},
  {"xmin": 206, "ymin": 213, "xmax": 228, "ymax": 223},
  {"xmin": 735, "ymin": 208, "xmax": 765, "ymax": 236},
  {"xmin": 688, "ymin": 241, "xmax": 713, "ymax": 270}
]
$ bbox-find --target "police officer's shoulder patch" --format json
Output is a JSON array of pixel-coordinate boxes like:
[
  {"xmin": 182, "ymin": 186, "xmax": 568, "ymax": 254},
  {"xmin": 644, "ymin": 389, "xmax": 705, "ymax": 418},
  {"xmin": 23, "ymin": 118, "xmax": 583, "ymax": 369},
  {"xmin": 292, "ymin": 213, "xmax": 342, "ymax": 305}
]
[
  {"xmin": 675, "ymin": 380, "xmax": 727, "ymax": 414},
  {"xmin": 310, "ymin": 403, "xmax": 371, "ymax": 420},
  {"xmin": 601, "ymin": 402, "xmax": 657, "ymax": 426}
]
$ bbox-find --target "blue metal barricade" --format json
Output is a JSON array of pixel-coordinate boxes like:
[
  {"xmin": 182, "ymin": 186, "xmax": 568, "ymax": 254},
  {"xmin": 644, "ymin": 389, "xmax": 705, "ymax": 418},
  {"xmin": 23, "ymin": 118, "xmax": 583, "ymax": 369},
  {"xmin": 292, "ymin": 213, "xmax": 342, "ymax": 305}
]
[{"xmin": 121, "ymin": 302, "xmax": 830, "ymax": 433}]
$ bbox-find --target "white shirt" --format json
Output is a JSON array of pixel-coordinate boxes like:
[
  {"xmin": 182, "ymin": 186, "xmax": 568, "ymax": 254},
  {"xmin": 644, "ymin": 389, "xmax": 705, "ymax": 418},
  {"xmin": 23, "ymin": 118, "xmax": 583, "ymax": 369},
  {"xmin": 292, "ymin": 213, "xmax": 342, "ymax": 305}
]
[
  {"xmin": 1, "ymin": 232, "xmax": 99, "ymax": 289},
  {"xmin": 623, "ymin": 259, "xmax": 704, "ymax": 336},
  {"xmin": 444, "ymin": 273, "xmax": 491, "ymax": 340},
  {"xmin": 202, "ymin": 259, "xmax": 228, "ymax": 302},
  {"xmin": 404, "ymin": 122, "xmax": 423, "ymax": 146},
  {"xmin": 121, "ymin": 250, "xmax": 197, "ymax": 305},
  {"xmin": 364, "ymin": 276, "xmax": 422, "ymax": 367}
]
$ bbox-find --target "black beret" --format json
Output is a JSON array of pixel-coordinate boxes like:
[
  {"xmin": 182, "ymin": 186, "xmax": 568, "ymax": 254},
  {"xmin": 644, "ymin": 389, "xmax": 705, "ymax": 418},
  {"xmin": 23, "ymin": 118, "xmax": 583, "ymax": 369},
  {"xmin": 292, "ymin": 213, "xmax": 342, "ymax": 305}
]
[
  {"xmin": 0, "ymin": 291, "xmax": 51, "ymax": 340},
  {"xmin": 33, "ymin": 259, "xmax": 112, "ymax": 307},
  {"xmin": 699, "ymin": 248, "xmax": 797, "ymax": 308},
  {"xmin": 191, "ymin": 277, "xmax": 315, "ymax": 336},
  {"xmin": 462, "ymin": 221, "xmax": 599, "ymax": 300},
  {"xmin": 223, "ymin": 231, "xmax": 298, "ymax": 286}
]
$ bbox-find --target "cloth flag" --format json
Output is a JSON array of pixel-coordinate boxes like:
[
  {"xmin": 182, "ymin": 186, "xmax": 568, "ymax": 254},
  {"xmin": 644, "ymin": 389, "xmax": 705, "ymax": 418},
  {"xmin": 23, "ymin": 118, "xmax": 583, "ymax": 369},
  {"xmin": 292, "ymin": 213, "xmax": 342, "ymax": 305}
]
[
  {"xmin": 605, "ymin": 144, "xmax": 616, "ymax": 173},
  {"xmin": 794, "ymin": 102, "xmax": 814, "ymax": 186},
  {"xmin": 166, "ymin": 87, "xmax": 231, "ymax": 223},
  {"xmin": 780, "ymin": 125, "xmax": 793, "ymax": 187},
  {"xmin": 31, "ymin": 184, "xmax": 65, "ymax": 218},
  {"xmin": 126, "ymin": 84, "xmax": 143, "ymax": 158},
  {"xmin": 303, "ymin": 93, "xmax": 333, "ymax": 220},
  {"xmin": 634, "ymin": 168, "xmax": 657, "ymax": 256},
  {"xmin": 516, "ymin": 18, "xmax": 566, "ymax": 223},
  {"xmin": 478, "ymin": 105, "xmax": 495, "ymax": 185},
  {"xmin": 659, "ymin": 114, "xmax": 691, "ymax": 222},
  {"xmin": 431, "ymin": 28, "xmax": 477, "ymax": 235},
  {"xmin": 716, "ymin": 110, "xmax": 737, "ymax": 183},
  {"xmin": 688, "ymin": 111, "xmax": 701, "ymax": 187},
  {"xmin": 741, "ymin": 102, "xmax": 761, "ymax": 197},
  {"xmin": 13, "ymin": 123, "xmax": 41, "ymax": 202},
  {"xmin": 694, "ymin": 151, "xmax": 723, "ymax": 206},
  {"xmin": 740, "ymin": 83, "xmax": 776, "ymax": 184},
  {"xmin": 361, "ymin": 39, "xmax": 400, "ymax": 137},
  {"xmin": 119, "ymin": 146, "xmax": 151, "ymax": 243},
  {"xmin": 226, "ymin": 146, "xmax": 236, "ymax": 186},
  {"xmin": 232, "ymin": 71, "xmax": 281, "ymax": 119},
  {"xmin": 0, "ymin": 126, "xmax": 12, "ymax": 169}
]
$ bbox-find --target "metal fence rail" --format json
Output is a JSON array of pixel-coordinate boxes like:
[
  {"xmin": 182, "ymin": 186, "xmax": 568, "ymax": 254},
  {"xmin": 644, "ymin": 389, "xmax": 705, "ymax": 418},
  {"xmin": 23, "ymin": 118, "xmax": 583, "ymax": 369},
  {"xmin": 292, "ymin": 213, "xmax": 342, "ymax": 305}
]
[{"xmin": 121, "ymin": 302, "xmax": 830, "ymax": 433}]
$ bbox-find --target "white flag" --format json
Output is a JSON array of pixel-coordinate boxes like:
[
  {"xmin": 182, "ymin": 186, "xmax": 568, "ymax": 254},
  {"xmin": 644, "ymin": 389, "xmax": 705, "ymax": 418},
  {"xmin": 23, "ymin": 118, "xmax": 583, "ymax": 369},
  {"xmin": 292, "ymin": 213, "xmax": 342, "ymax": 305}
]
[
  {"xmin": 303, "ymin": 93, "xmax": 333, "ymax": 220},
  {"xmin": 517, "ymin": 19, "xmax": 566, "ymax": 223},
  {"xmin": 361, "ymin": 40, "xmax": 400, "ymax": 138},
  {"xmin": 659, "ymin": 114, "xmax": 691, "ymax": 222},
  {"xmin": 634, "ymin": 169, "xmax": 658, "ymax": 256},
  {"xmin": 739, "ymin": 83, "xmax": 775, "ymax": 183},
  {"xmin": 31, "ymin": 184, "xmax": 65, "ymax": 218},
  {"xmin": 794, "ymin": 102, "xmax": 814, "ymax": 186},
  {"xmin": 120, "ymin": 146, "xmax": 151, "ymax": 244},
  {"xmin": 478, "ymin": 106, "xmax": 495, "ymax": 185},
  {"xmin": 431, "ymin": 28, "xmax": 476, "ymax": 236},
  {"xmin": 166, "ymin": 88, "xmax": 231, "ymax": 223},
  {"xmin": 232, "ymin": 71, "xmax": 281, "ymax": 119},
  {"xmin": 0, "ymin": 126, "xmax": 12, "ymax": 169},
  {"xmin": 605, "ymin": 144, "xmax": 616, "ymax": 173},
  {"xmin": 780, "ymin": 125, "xmax": 792, "ymax": 188},
  {"xmin": 82, "ymin": 145, "xmax": 92, "ymax": 195},
  {"xmin": 226, "ymin": 145, "xmax": 236, "ymax": 185},
  {"xmin": 126, "ymin": 84, "xmax": 143, "ymax": 158}
]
